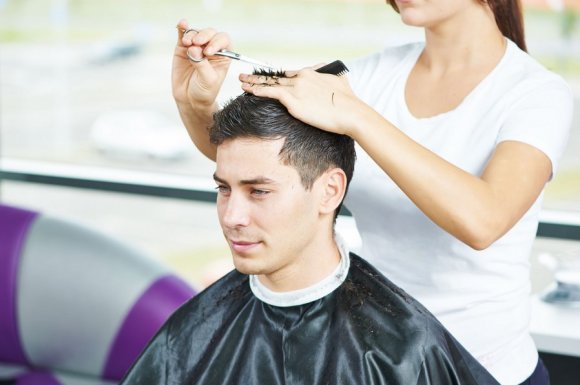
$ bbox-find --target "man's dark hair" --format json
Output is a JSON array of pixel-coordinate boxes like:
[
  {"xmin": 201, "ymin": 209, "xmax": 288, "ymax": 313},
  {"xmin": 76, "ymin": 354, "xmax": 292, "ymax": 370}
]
[{"xmin": 210, "ymin": 70, "xmax": 355, "ymax": 217}]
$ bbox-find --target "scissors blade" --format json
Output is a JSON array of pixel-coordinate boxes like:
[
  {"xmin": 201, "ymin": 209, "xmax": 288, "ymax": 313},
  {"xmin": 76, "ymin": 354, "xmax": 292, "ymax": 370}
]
[{"xmin": 215, "ymin": 50, "xmax": 274, "ymax": 70}]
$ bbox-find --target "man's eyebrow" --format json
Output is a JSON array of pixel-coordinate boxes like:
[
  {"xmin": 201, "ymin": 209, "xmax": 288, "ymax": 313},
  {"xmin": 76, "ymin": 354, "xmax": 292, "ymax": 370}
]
[
  {"xmin": 213, "ymin": 173, "xmax": 277, "ymax": 186},
  {"xmin": 213, "ymin": 173, "xmax": 228, "ymax": 184},
  {"xmin": 239, "ymin": 177, "xmax": 277, "ymax": 186}
]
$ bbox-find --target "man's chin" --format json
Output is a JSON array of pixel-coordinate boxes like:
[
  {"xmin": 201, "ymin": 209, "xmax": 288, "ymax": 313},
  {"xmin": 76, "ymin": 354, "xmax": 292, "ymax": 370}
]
[{"xmin": 232, "ymin": 255, "xmax": 263, "ymax": 276}]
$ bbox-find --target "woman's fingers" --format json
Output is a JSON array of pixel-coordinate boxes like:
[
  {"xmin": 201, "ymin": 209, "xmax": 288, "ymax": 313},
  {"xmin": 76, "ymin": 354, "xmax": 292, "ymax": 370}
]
[
  {"xmin": 186, "ymin": 46, "xmax": 204, "ymax": 62},
  {"xmin": 189, "ymin": 28, "xmax": 217, "ymax": 46},
  {"xmin": 238, "ymin": 66, "xmax": 356, "ymax": 136},
  {"xmin": 181, "ymin": 27, "xmax": 231, "ymax": 61},
  {"xmin": 176, "ymin": 19, "xmax": 190, "ymax": 44},
  {"xmin": 240, "ymin": 73, "xmax": 294, "ymax": 87},
  {"xmin": 204, "ymin": 32, "xmax": 232, "ymax": 56},
  {"xmin": 241, "ymin": 81, "xmax": 289, "ymax": 101}
]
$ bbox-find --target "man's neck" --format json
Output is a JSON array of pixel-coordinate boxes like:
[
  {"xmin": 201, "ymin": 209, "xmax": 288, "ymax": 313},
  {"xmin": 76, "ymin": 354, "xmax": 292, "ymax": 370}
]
[
  {"xmin": 249, "ymin": 235, "xmax": 350, "ymax": 307},
  {"xmin": 257, "ymin": 236, "xmax": 341, "ymax": 292}
]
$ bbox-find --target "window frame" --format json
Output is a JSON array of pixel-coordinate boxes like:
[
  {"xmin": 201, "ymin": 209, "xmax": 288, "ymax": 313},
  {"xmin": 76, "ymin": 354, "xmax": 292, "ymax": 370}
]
[{"xmin": 1, "ymin": 157, "xmax": 579, "ymax": 241}]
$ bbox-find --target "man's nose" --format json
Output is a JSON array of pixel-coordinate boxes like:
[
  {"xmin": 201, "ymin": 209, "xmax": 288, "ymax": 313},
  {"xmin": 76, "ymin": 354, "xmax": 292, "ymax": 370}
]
[{"xmin": 221, "ymin": 193, "xmax": 251, "ymax": 228}]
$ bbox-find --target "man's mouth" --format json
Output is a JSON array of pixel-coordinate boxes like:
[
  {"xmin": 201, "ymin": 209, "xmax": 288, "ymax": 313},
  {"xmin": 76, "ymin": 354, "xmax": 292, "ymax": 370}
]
[{"xmin": 229, "ymin": 239, "xmax": 261, "ymax": 253}]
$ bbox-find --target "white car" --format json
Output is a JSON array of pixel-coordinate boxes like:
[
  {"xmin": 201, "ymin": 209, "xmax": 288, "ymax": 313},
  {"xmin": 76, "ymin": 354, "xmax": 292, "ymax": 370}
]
[{"xmin": 90, "ymin": 110, "xmax": 192, "ymax": 160}]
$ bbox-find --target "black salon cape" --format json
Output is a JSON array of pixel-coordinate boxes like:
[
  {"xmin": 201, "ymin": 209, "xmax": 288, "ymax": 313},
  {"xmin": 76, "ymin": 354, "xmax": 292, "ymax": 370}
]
[{"xmin": 120, "ymin": 254, "xmax": 500, "ymax": 385}]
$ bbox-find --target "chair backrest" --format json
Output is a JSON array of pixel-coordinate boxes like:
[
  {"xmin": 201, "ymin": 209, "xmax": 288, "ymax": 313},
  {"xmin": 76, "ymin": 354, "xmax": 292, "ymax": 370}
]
[{"xmin": 0, "ymin": 203, "xmax": 196, "ymax": 383}]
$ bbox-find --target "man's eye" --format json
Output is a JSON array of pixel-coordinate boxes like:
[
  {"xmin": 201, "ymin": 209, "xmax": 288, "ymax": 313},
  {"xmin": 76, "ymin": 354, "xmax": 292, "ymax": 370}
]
[
  {"xmin": 215, "ymin": 185, "xmax": 230, "ymax": 194},
  {"xmin": 252, "ymin": 189, "xmax": 269, "ymax": 196}
]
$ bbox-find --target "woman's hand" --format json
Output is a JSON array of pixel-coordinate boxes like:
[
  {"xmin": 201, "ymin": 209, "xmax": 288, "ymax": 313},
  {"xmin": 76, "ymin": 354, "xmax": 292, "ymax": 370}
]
[
  {"xmin": 172, "ymin": 19, "xmax": 232, "ymax": 108},
  {"xmin": 172, "ymin": 19, "xmax": 233, "ymax": 160},
  {"xmin": 239, "ymin": 66, "xmax": 366, "ymax": 138}
]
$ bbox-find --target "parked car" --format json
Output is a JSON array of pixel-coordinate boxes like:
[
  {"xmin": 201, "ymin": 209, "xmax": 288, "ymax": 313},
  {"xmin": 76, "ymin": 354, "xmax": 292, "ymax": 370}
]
[{"xmin": 90, "ymin": 109, "xmax": 192, "ymax": 160}]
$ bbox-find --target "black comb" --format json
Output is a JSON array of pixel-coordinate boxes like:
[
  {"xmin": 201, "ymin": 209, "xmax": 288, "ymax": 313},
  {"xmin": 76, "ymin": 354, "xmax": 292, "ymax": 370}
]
[{"xmin": 315, "ymin": 60, "xmax": 349, "ymax": 76}]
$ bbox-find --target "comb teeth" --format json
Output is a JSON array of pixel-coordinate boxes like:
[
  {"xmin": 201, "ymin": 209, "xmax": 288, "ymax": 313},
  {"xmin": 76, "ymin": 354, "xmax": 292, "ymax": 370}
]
[
  {"xmin": 252, "ymin": 60, "xmax": 349, "ymax": 77},
  {"xmin": 315, "ymin": 60, "xmax": 349, "ymax": 76}
]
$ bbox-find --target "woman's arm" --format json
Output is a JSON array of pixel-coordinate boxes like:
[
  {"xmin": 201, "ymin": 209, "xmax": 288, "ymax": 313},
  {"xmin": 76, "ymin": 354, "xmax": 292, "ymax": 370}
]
[
  {"xmin": 240, "ymin": 69, "xmax": 558, "ymax": 250},
  {"xmin": 172, "ymin": 20, "xmax": 233, "ymax": 161},
  {"xmin": 353, "ymin": 105, "xmax": 551, "ymax": 250}
]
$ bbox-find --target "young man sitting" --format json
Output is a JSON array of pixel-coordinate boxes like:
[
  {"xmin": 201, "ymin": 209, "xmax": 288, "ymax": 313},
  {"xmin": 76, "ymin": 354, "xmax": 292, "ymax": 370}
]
[{"xmin": 120, "ymin": 84, "xmax": 499, "ymax": 385}]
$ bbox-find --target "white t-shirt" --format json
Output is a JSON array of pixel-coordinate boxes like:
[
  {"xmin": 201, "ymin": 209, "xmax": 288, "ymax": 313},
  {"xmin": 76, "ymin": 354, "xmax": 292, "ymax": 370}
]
[{"xmin": 345, "ymin": 39, "xmax": 573, "ymax": 385}]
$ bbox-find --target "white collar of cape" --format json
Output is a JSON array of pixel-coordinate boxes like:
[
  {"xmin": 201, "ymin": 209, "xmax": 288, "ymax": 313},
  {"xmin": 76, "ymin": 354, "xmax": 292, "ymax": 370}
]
[{"xmin": 249, "ymin": 234, "xmax": 351, "ymax": 307}]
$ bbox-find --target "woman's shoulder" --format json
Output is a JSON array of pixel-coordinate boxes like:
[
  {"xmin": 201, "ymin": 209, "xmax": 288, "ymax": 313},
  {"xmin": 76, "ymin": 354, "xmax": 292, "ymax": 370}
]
[{"xmin": 500, "ymin": 39, "xmax": 571, "ymax": 93}]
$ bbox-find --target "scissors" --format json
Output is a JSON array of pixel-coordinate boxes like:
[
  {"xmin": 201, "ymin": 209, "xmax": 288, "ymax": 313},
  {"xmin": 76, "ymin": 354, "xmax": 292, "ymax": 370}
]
[{"xmin": 182, "ymin": 28, "xmax": 274, "ymax": 70}]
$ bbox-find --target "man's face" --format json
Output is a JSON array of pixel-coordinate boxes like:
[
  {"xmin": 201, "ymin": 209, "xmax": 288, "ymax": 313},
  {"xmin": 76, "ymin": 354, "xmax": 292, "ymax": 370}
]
[{"xmin": 214, "ymin": 137, "xmax": 324, "ymax": 279}]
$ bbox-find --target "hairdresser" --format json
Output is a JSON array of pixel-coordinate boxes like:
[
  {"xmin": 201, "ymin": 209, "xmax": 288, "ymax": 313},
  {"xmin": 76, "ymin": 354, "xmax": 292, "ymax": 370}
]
[{"xmin": 172, "ymin": 1, "xmax": 572, "ymax": 384}]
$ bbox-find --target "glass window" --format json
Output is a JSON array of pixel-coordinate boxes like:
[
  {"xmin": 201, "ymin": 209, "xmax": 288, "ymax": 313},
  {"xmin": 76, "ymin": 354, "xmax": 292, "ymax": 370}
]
[
  {"xmin": 1, "ymin": 0, "xmax": 579, "ymax": 288},
  {"xmin": 1, "ymin": 1, "xmax": 577, "ymax": 204}
]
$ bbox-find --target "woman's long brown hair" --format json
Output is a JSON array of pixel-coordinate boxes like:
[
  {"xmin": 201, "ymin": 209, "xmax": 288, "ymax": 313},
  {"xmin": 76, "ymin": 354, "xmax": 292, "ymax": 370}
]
[{"xmin": 385, "ymin": 0, "xmax": 527, "ymax": 52}]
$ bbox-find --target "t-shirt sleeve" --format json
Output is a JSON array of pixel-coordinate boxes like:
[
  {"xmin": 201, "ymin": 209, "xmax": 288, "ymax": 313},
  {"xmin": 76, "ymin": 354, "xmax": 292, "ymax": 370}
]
[
  {"xmin": 496, "ymin": 76, "xmax": 573, "ymax": 177},
  {"xmin": 345, "ymin": 52, "xmax": 382, "ymax": 96}
]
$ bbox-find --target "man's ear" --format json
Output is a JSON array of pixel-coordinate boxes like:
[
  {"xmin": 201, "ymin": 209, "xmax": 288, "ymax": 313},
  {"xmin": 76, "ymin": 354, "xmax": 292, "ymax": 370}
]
[{"xmin": 318, "ymin": 168, "xmax": 347, "ymax": 216}]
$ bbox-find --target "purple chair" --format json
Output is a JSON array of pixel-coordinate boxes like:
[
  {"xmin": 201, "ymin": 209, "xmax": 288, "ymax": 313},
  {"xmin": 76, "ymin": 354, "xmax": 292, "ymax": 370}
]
[{"xmin": 0, "ymin": 203, "xmax": 197, "ymax": 385}]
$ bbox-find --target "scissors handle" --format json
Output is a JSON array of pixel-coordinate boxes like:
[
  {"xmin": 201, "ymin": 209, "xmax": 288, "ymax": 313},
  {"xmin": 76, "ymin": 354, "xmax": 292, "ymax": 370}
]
[{"xmin": 181, "ymin": 28, "xmax": 273, "ymax": 69}]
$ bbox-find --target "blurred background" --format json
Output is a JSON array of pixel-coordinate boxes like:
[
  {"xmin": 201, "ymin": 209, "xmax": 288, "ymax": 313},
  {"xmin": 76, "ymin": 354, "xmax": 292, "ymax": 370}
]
[{"xmin": 0, "ymin": 0, "xmax": 579, "ymax": 289}]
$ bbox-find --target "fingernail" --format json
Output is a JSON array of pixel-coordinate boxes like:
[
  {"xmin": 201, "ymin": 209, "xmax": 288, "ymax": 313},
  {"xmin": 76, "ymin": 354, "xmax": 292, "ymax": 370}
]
[{"xmin": 186, "ymin": 50, "xmax": 204, "ymax": 62}]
